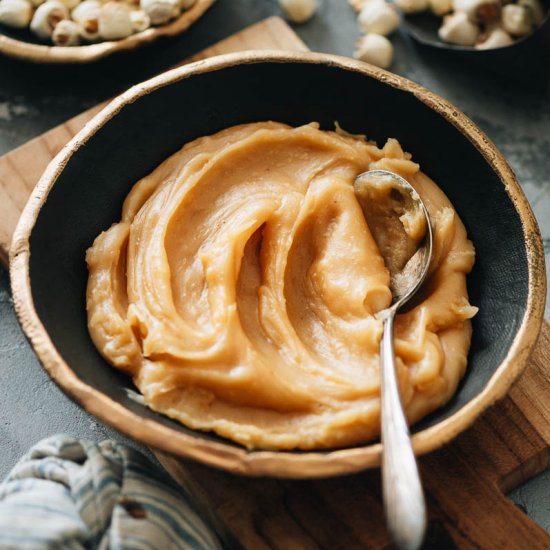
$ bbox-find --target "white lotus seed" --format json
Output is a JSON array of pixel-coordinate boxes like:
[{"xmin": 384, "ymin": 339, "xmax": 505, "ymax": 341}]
[
  {"xmin": 0, "ymin": 0, "xmax": 33, "ymax": 28},
  {"xmin": 71, "ymin": 0, "xmax": 100, "ymax": 38},
  {"xmin": 475, "ymin": 26, "xmax": 514, "ymax": 48},
  {"xmin": 98, "ymin": 1, "xmax": 133, "ymax": 40},
  {"xmin": 279, "ymin": 0, "xmax": 317, "ymax": 23},
  {"xmin": 30, "ymin": 1, "xmax": 69, "ymax": 38},
  {"xmin": 140, "ymin": 0, "xmax": 179, "ymax": 25},
  {"xmin": 52, "ymin": 18, "xmax": 80, "ymax": 44},
  {"xmin": 502, "ymin": 3, "xmax": 533, "ymax": 35},
  {"xmin": 358, "ymin": 1, "xmax": 400, "ymax": 35},
  {"xmin": 354, "ymin": 33, "xmax": 394, "ymax": 68},
  {"xmin": 129, "ymin": 8, "xmax": 150, "ymax": 31},
  {"xmin": 438, "ymin": 11, "xmax": 479, "ymax": 45},
  {"xmin": 71, "ymin": 0, "xmax": 98, "ymax": 21}
]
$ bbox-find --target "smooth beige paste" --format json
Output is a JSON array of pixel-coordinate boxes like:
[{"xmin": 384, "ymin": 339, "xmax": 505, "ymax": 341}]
[{"xmin": 86, "ymin": 122, "xmax": 477, "ymax": 450}]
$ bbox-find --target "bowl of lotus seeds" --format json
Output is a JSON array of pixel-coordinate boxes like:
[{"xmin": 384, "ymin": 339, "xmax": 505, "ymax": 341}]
[
  {"xmin": 0, "ymin": 0, "xmax": 214, "ymax": 62},
  {"xmin": 397, "ymin": 0, "xmax": 550, "ymax": 76},
  {"xmin": 398, "ymin": 0, "xmax": 549, "ymax": 47}
]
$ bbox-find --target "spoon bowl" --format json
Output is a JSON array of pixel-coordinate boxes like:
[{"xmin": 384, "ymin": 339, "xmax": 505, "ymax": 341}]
[
  {"xmin": 354, "ymin": 170, "xmax": 433, "ymax": 306},
  {"xmin": 354, "ymin": 169, "xmax": 433, "ymax": 550}
]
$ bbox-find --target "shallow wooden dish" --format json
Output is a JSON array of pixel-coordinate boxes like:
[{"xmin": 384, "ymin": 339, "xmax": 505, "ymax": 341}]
[
  {"xmin": 10, "ymin": 51, "xmax": 546, "ymax": 478},
  {"xmin": 0, "ymin": 0, "xmax": 214, "ymax": 63}
]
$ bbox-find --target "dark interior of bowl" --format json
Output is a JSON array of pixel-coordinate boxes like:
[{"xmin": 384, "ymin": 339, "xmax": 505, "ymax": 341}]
[
  {"xmin": 0, "ymin": 25, "xmax": 47, "ymax": 45},
  {"xmin": 28, "ymin": 59, "xmax": 529, "ymax": 451}
]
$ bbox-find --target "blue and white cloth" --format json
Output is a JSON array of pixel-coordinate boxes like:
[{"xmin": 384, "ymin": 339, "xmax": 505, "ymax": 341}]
[{"xmin": 0, "ymin": 435, "xmax": 223, "ymax": 550}]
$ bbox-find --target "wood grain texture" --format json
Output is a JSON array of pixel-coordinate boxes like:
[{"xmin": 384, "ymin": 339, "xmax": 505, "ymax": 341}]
[
  {"xmin": 156, "ymin": 322, "xmax": 550, "ymax": 549},
  {"xmin": 0, "ymin": 16, "xmax": 307, "ymax": 266},
  {"xmin": 2, "ymin": 16, "xmax": 549, "ymax": 547}
]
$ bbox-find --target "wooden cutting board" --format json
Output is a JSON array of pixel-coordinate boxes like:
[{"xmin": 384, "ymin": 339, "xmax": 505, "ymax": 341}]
[{"xmin": 1, "ymin": 16, "xmax": 549, "ymax": 549}]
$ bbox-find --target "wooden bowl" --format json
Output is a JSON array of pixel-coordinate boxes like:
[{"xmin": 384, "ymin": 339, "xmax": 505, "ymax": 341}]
[
  {"xmin": 10, "ymin": 51, "xmax": 546, "ymax": 478},
  {"xmin": 0, "ymin": 0, "xmax": 214, "ymax": 63}
]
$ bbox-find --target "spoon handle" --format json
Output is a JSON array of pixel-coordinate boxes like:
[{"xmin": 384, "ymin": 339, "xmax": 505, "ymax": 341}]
[{"xmin": 380, "ymin": 309, "xmax": 427, "ymax": 550}]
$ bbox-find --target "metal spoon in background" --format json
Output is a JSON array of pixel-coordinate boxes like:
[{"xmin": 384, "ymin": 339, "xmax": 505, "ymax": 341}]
[{"xmin": 354, "ymin": 170, "xmax": 433, "ymax": 550}]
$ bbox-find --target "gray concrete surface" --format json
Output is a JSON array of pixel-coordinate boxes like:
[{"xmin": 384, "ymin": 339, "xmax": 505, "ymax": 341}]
[{"xmin": 0, "ymin": 0, "xmax": 548, "ymax": 535}]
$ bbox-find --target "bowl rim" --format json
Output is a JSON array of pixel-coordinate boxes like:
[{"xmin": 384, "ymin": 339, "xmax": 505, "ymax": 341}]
[
  {"xmin": 9, "ymin": 50, "xmax": 546, "ymax": 478},
  {"xmin": 0, "ymin": 0, "xmax": 214, "ymax": 64}
]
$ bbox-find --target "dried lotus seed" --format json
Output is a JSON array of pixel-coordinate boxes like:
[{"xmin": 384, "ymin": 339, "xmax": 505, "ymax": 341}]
[
  {"xmin": 278, "ymin": 0, "xmax": 317, "ymax": 23},
  {"xmin": 358, "ymin": 1, "xmax": 400, "ymax": 35},
  {"xmin": 72, "ymin": 0, "xmax": 100, "ymax": 40},
  {"xmin": 475, "ymin": 26, "xmax": 513, "ymax": 48},
  {"xmin": 502, "ymin": 3, "xmax": 533, "ymax": 35},
  {"xmin": 438, "ymin": 11, "xmax": 479, "ymax": 45},
  {"xmin": 98, "ymin": 1, "xmax": 133, "ymax": 40},
  {"xmin": 354, "ymin": 33, "xmax": 394, "ymax": 68},
  {"xmin": 30, "ymin": 1, "xmax": 69, "ymax": 39},
  {"xmin": 129, "ymin": 8, "xmax": 150, "ymax": 31},
  {"xmin": 140, "ymin": 0, "xmax": 179, "ymax": 25},
  {"xmin": 0, "ymin": 0, "xmax": 33, "ymax": 28},
  {"xmin": 52, "ymin": 18, "xmax": 80, "ymax": 44}
]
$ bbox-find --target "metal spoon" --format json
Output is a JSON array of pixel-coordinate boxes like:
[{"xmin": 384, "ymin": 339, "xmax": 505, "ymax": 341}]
[{"xmin": 354, "ymin": 169, "xmax": 433, "ymax": 550}]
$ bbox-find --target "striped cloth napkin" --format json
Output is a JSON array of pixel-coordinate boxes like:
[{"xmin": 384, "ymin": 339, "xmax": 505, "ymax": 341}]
[{"xmin": 0, "ymin": 435, "xmax": 224, "ymax": 549}]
